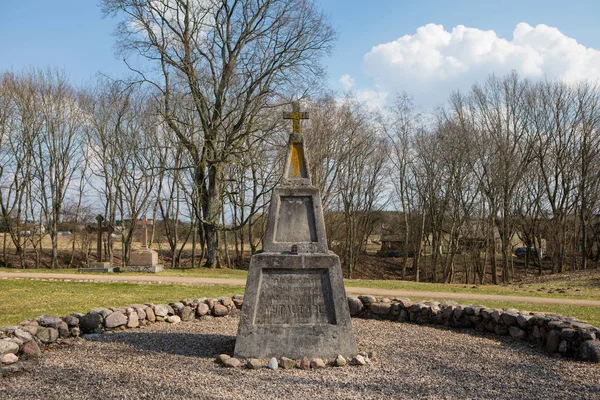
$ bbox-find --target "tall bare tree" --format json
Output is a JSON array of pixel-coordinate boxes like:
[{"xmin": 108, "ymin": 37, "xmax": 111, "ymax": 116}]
[
  {"xmin": 30, "ymin": 69, "xmax": 85, "ymax": 269},
  {"xmin": 102, "ymin": 0, "xmax": 336, "ymax": 268}
]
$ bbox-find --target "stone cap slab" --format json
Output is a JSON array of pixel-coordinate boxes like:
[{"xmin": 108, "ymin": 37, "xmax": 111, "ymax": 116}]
[{"xmin": 263, "ymin": 186, "xmax": 328, "ymax": 254}]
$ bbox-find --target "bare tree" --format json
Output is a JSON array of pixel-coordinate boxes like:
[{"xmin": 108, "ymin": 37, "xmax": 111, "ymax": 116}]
[
  {"xmin": 468, "ymin": 73, "xmax": 533, "ymax": 282},
  {"xmin": 530, "ymin": 80, "xmax": 579, "ymax": 273},
  {"xmin": 330, "ymin": 98, "xmax": 389, "ymax": 278},
  {"xmin": 0, "ymin": 72, "xmax": 41, "ymax": 267},
  {"xmin": 102, "ymin": 0, "xmax": 336, "ymax": 268},
  {"xmin": 383, "ymin": 92, "xmax": 419, "ymax": 279},
  {"xmin": 573, "ymin": 82, "xmax": 600, "ymax": 269},
  {"xmin": 29, "ymin": 69, "xmax": 86, "ymax": 268}
]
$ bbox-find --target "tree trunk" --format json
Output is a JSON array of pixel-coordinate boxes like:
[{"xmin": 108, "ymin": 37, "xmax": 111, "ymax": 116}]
[
  {"xmin": 489, "ymin": 210, "xmax": 498, "ymax": 284},
  {"xmin": 202, "ymin": 164, "xmax": 222, "ymax": 269}
]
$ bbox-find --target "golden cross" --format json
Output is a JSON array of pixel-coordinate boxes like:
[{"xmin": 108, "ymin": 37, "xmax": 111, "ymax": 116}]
[{"xmin": 283, "ymin": 101, "xmax": 309, "ymax": 134}]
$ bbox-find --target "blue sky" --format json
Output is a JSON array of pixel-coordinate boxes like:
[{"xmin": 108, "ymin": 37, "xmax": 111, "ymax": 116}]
[{"xmin": 2, "ymin": 1, "xmax": 600, "ymax": 108}]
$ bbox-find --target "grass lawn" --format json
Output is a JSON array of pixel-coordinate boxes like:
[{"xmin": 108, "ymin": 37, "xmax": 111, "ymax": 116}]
[
  {"xmin": 345, "ymin": 277, "xmax": 600, "ymax": 301},
  {"xmin": 3, "ymin": 267, "xmax": 599, "ymax": 300},
  {"xmin": 1, "ymin": 267, "xmax": 598, "ymax": 328},
  {"xmin": 0, "ymin": 267, "xmax": 249, "ymax": 280},
  {"xmin": 0, "ymin": 280, "xmax": 245, "ymax": 326}
]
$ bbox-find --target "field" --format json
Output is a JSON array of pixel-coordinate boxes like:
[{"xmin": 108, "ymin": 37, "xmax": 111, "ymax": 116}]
[
  {"xmin": 0, "ymin": 280, "xmax": 245, "ymax": 326},
  {"xmin": 0, "ymin": 267, "xmax": 598, "ymax": 327},
  {"xmin": 1, "ymin": 233, "xmax": 599, "ymax": 327}
]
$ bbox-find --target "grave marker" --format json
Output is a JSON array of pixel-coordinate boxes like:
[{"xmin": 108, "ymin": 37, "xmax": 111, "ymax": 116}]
[
  {"xmin": 234, "ymin": 102, "xmax": 357, "ymax": 359},
  {"xmin": 126, "ymin": 215, "xmax": 163, "ymax": 273},
  {"xmin": 82, "ymin": 215, "xmax": 117, "ymax": 273}
]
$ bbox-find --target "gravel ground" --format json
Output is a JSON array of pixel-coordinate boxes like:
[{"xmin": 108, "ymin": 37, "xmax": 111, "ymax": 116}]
[{"xmin": 2, "ymin": 315, "xmax": 599, "ymax": 400}]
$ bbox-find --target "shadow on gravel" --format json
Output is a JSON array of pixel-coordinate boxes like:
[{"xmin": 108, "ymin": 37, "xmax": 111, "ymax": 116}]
[{"xmin": 86, "ymin": 331, "xmax": 236, "ymax": 358}]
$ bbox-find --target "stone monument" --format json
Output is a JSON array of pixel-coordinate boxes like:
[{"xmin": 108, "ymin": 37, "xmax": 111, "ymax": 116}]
[
  {"xmin": 82, "ymin": 215, "xmax": 117, "ymax": 273},
  {"xmin": 234, "ymin": 102, "xmax": 357, "ymax": 359},
  {"xmin": 126, "ymin": 216, "xmax": 163, "ymax": 273}
]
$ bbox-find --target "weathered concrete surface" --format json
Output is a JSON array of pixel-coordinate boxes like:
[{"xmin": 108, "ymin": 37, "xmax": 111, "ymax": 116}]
[
  {"xmin": 235, "ymin": 113, "xmax": 356, "ymax": 359},
  {"xmin": 262, "ymin": 186, "xmax": 328, "ymax": 254},
  {"xmin": 78, "ymin": 262, "xmax": 117, "ymax": 273},
  {"xmin": 126, "ymin": 248, "xmax": 163, "ymax": 273},
  {"xmin": 234, "ymin": 253, "xmax": 357, "ymax": 359}
]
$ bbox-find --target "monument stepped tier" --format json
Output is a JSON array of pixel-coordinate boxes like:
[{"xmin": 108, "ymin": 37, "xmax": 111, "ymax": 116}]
[
  {"xmin": 125, "ymin": 216, "xmax": 164, "ymax": 273},
  {"xmin": 234, "ymin": 101, "xmax": 357, "ymax": 359}
]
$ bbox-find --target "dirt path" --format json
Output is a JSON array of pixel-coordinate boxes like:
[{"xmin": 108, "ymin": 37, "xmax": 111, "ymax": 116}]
[{"xmin": 1, "ymin": 271, "xmax": 599, "ymax": 307}]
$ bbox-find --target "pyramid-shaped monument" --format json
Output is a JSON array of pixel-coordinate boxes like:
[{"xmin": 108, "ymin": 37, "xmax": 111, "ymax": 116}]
[{"xmin": 234, "ymin": 102, "xmax": 357, "ymax": 359}]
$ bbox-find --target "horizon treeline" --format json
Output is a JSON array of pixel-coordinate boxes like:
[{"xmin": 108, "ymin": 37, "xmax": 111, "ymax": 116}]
[{"xmin": 1, "ymin": 68, "xmax": 599, "ymax": 283}]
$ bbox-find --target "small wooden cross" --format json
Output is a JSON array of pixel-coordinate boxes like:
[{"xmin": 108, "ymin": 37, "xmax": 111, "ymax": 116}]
[
  {"xmin": 283, "ymin": 101, "xmax": 309, "ymax": 134},
  {"xmin": 136, "ymin": 215, "xmax": 152, "ymax": 249},
  {"xmin": 86, "ymin": 215, "xmax": 114, "ymax": 262}
]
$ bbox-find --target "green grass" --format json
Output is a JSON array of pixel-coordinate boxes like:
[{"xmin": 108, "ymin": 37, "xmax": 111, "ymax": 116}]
[
  {"xmin": 0, "ymin": 280, "xmax": 245, "ymax": 326},
  {"xmin": 1, "ymin": 267, "xmax": 599, "ymax": 328},
  {"xmin": 3, "ymin": 267, "xmax": 597, "ymax": 297},
  {"xmin": 4, "ymin": 267, "xmax": 598, "ymax": 300},
  {"xmin": 345, "ymin": 278, "xmax": 600, "ymax": 301},
  {"xmin": 0, "ymin": 267, "xmax": 249, "ymax": 279}
]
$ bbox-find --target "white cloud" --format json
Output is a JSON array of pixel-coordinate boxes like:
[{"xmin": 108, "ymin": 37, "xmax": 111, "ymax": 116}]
[
  {"xmin": 362, "ymin": 22, "xmax": 600, "ymax": 107},
  {"xmin": 337, "ymin": 74, "xmax": 388, "ymax": 111},
  {"xmin": 339, "ymin": 74, "xmax": 355, "ymax": 90},
  {"xmin": 354, "ymin": 87, "xmax": 388, "ymax": 111}
]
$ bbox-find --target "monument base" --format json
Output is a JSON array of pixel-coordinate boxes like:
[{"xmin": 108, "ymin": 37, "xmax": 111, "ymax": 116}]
[
  {"xmin": 234, "ymin": 252, "xmax": 357, "ymax": 359},
  {"xmin": 124, "ymin": 264, "xmax": 164, "ymax": 273},
  {"xmin": 79, "ymin": 262, "xmax": 118, "ymax": 273}
]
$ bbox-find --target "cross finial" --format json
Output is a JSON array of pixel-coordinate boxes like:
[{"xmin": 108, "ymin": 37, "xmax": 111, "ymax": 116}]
[
  {"xmin": 136, "ymin": 215, "xmax": 152, "ymax": 249},
  {"xmin": 283, "ymin": 101, "xmax": 309, "ymax": 134},
  {"xmin": 86, "ymin": 214, "xmax": 114, "ymax": 262}
]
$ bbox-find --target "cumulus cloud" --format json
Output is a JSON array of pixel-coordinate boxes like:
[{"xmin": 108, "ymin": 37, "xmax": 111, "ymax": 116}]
[
  {"xmin": 339, "ymin": 74, "xmax": 355, "ymax": 91},
  {"xmin": 361, "ymin": 22, "xmax": 600, "ymax": 107},
  {"xmin": 353, "ymin": 87, "xmax": 389, "ymax": 111},
  {"xmin": 338, "ymin": 73, "xmax": 388, "ymax": 110}
]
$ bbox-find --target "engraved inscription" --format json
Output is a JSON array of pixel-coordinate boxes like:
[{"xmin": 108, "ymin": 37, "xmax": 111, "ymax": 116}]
[
  {"xmin": 254, "ymin": 269, "xmax": 335, "ymax": 325},
  {"xmin": 274, "ymin": 196, "xmax": 317, "ymax": 243}
]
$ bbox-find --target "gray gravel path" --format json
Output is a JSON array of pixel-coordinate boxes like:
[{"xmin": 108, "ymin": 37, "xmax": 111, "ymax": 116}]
[{"xmin": 2, "ymin": 315, "xmax": 599, "ymax": 399}]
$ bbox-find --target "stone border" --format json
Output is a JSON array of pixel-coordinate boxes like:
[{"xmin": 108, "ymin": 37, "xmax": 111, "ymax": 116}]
[
  {"xmin": 348, "ymin": 296, "xmax": 600, "ymax": 362},
  {"xmin": 1, "ymin": 294, "xmax": 599, "ymax": 376}
]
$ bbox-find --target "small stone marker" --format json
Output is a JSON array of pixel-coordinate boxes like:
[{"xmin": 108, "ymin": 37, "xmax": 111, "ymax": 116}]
[
  {"xmin": 234, "ymin": 101, "xmax": 357, "ymax": 359},
  {"xmin": 267, "ymin": 357, "xmax": 279, "ymax": 370},
  {"xmin": 125, "ymin": 216, "xmax": 163, "ymax": 273},
  {"xmin": 82, "ymin": 215, "xmax": 116, "ymax": 272}
]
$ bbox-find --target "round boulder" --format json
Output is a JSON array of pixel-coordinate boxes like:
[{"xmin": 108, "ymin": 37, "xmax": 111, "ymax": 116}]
[
  {"xmin": 36, "ymin": 327, "xmax": 59, "ymax": 344},
  {"xmin": 370, "ymin": 302, "xmax": 391, "ymax": 316},
  {"xmin": 279, "ymin": 357, "xmax": 296, "ymax": 370},
  {"xmin": 153, "ymin": 304, "xmax": 169, "ymax": 317},
  {"xmin": 267, "ymin": 357, "xmax": 278, "ymax": 370},
  {"xmin": 79, "ymin": 313, "xmax": 103, "ymax": 334},
  {"xmin": 0, "ymin": 340, "xmax": 19, "ymax": 356},
  {"xmin": 347, "ymin": 297, "xmax": 363, "ymax": 317},
  {"xmin": 509, "ymin": 326, "xmax": 526, "ymax": 340},
  {"xmin": 179, "ymin": 306, "xmax": 194, "ymax": 322},
  {"xmin": 38, "ymin": 315, "xmax": 63, "ymax": 329},
  {"xmin": 21, "ymin": 340, "xmax": 41, "ymax": 359},
  {"xmin": 212, "ymin": 304, "xmax": 229, "ymax": 317},
  {"xmin": 580, "ymin": 340, "xmax": 600, "ymax": 362},
  {"xmin": 334, "ymin": 355, "xmax": 347, "ymax": 367},
  {"xmin": 2, "ymin": 353, "xmax": 19, "ymax": 365},
  {"xmin": 146, "ymin": 307, "xmax": 156, "ymax": 322},
  {"xmin": 196, "ymin": 303, "xmax": 210, "ymax": 317},
  {"xmin": 223, "ymin": 358, "xmax": 241, "ymax": 368},
  {"xmin": 246, "ymin": 358, "xmax": 263, "ymax": 369},
  {"xmin": 104, "ymin": 311, "xmax": 128, "ymax": 329}
]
